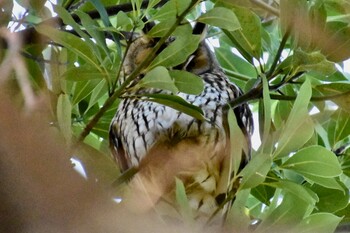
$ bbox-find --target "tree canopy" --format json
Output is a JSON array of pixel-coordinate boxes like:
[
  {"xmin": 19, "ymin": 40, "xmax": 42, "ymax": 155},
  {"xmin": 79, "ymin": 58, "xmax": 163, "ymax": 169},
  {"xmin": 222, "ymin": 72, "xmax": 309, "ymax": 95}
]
[{"xmin": 2, "ymin": 0, "xmax": 350, "ymax": 232}]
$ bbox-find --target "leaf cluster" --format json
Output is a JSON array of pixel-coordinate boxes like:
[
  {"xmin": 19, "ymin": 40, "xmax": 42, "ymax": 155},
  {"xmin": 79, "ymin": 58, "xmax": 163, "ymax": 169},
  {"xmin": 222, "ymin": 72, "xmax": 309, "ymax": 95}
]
[{"xmin": 3, "ymin": 0, "xmax": 350, "ymax": 232}]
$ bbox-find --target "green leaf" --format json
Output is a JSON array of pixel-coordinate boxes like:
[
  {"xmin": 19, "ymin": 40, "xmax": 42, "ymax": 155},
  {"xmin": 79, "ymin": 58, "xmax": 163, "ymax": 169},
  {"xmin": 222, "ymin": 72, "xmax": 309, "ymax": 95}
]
[
  {"xmin": 54, "ymin": 5, "xmax": 88, "ymax": 39},
  {"xmin": 316, "ymin": 83, "xmax": 350, "ymax": 113},
  {"xmin": 86, "ymin": 0, "xmax": 113, "ymax": 28},
  {"xmin": 231, "ymin": 6, "xmax": 262, "ymax": 58},
  {"xmin": 273, "ymin": 93, "xmax": 293, "ymax": 127},
  {"xmin": 148, "ymin": 19, "xmax": 176, "ymax": 37},
  {"xmin": 333, "ymin": 109, "xmax": 350, "ymax": 144},
  {"xmin": 310, "ymin": 183, "xmax": 349, "ymax": 213},
  {"xmin": 25, "ymin": 57, "xmax": 46, "ymax": 90},
  {"xmin": 292, "ymin": 49, "xmax": 336, "ymax": 76},
  {"xmin": 197, "ymin": 7, "xmax": 241, "ymax": 31},
  {"xmin": 335, "ymin": 202, "xmax": 350, "ymax": 224},
  {"xmin": 151, "ymin": 0, "xmax": 191, "ymax": 22},
  {"xmin": 296, "ymin": 213, "xmax": 342, "ymax": 233},
  {"xmin": 255, "ymin": 193, "xmax": 309, "ymax": 233},
  {"xmin": 75, "ymin": 10, "xmax": 110, "ymax": 58},
  {"xmin": 86, "ymin": 0, "xmax": 121, "ymax": 54},
  {"xmin": 273, "ymin": 80, "xmax": 314, "ymax": 158},
  {"xmin": 35, "ymin": 25, "xmax": 100, "ymax": 71},
  {"xmin": 225, "ymin": 189, "xmax": 251, "ymax": 230},
  {"xmin": 218, "ymin": 6, "xmax": 262, "ymax": 60},
  {"xmin": 91, "ymin": 116, "xmax": 112, "ymax": 139},
  {"xmin": 140, "ymin": 93, "xmax": 206, "ymax": 121},
  {"xmin": 169, "ymin": 70, "xmax": 204, "ymax": 95},
  {"xmin": 63, "ymin": 65, "xmax": 106, "ymax": 81},
  {"xmin": 148, "ymin": 29, "xmax": 201, "ymax": 69},
  {"xmin": 54, "ymin": 5, "xmax": 104, "ymax": 61},
  {"xmin": 175, "ymin": 178, "xmax": 193, "ymax": 221},
  {"xmin": 304, "ymin": 175, "xmax": 344, "ymax": 190},
  {"xmin": 87, "ymin": 80, "xmax": 108, "ymax": 112},
  {"xmin": 71, "ymin": 80, "xmax": 104, "ymax": 106},
  {"xmin": 239, "ymin": 152, "xmax": 272, "ymax": 189},
  {"xmin": 281, "ymin": 145, "xmax": 342, "ymax": 178},
  {"xmin": 251, "ymin": 184, "xmax": 275, "ymax": 205},
  {"xmin": 222, "ymin": 30, "xmax": 253, "ymax": 63},
  {"xmin": 215, "ymin": 46, "xmax": 256, "ymax": 79},
  {"xmin": 267, "ymin": 181, "xmax": 318, "ymax": 206},
  {"xmin": 341, "ymin": 152, "xmax": 350, "ymax": 177},
  {"xmin": 115, "ymin": 11, "xmax": 133, "ymax": 29},
  {"xmin": 138, "ymin": 66, "xmax": 178, "ymax": 94},
  {"xmin": 259, "ymin": 75, "xmax": 272, "ymax": 152},
  {"xmin": 228, "ymin": 109, "xmax": 246, "ymax": 175},
  {"xmin": 57, "ymin": 93, "xmax": 72, "ymax": 143}
]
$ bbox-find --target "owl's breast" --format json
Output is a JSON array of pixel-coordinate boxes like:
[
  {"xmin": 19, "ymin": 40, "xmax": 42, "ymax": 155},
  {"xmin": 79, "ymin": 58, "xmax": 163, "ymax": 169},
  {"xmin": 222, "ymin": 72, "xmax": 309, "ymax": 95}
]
[{"xmin": 112, "ymin": 71, "xmax": 237, "ymax": 168}]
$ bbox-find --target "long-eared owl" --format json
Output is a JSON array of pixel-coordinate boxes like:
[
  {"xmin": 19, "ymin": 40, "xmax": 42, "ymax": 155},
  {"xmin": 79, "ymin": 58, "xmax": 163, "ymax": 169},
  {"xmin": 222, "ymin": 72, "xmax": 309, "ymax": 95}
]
[{"xmin": 109, "ymin": 22, "xmax": 253, "ymax": 217}]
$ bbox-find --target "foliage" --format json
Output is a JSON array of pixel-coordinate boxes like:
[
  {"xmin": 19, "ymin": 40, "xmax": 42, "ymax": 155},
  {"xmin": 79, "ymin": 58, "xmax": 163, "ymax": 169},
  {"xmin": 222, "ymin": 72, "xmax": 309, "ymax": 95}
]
[{"xmin": 3, "ymin": 0, "xmax": 350, "ymax": 232}]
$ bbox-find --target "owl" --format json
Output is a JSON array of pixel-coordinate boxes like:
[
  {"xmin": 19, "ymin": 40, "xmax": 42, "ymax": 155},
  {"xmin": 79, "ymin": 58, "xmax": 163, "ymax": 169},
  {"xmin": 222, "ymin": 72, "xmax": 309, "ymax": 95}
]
[{"xmin": 109, "ymin": 22, "xmax": 253, "ymax": 218}]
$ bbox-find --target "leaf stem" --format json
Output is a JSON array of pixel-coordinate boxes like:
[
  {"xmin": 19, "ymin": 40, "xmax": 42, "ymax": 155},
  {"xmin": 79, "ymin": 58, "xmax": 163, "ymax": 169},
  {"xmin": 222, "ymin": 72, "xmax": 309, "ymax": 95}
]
[{"xmin": 266, "ymin": 28, "xmax": 290, "ymax": 80}]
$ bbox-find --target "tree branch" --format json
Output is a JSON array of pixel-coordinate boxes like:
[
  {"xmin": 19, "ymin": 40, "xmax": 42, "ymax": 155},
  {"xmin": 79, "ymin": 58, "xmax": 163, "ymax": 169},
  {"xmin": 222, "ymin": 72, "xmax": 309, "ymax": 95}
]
[
  {"xmin": 228, "ymin": 84, "xmax": 262, "ymax": 109},
  {"xmin": 270, "ymin": 91, "xmax": 350, "ymax": 102}
]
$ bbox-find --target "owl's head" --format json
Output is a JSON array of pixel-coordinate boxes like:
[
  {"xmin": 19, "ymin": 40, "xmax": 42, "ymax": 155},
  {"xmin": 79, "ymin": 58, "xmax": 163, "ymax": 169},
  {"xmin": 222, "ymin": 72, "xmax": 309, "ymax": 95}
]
[
  {"xmin": 122, "ymin": 22, "xmax": 219, "ymax": 77},
  {"xmin": 180, "ymin": 22, "xmax": 220, "ymax": 75}
]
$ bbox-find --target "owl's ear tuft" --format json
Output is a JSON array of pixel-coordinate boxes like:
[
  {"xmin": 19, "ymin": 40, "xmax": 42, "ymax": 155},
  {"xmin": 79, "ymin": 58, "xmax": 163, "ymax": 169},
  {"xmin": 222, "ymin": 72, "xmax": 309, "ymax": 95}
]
[
  {"xmin": 192, "ymin": 22, "xmax": 206, "ymax": 35},
  {"xmin": 192, "ymin": 22, "xmax": 208, "ymax": 42},
  {"xmin": 142, "ymin": 17, "xmax": 155, "ymax": 34}
]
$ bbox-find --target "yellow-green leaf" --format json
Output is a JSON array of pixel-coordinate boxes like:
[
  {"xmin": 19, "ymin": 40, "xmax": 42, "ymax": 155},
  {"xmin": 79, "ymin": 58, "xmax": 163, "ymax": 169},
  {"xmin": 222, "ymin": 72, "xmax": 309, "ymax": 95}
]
[
  {"xmin": 138, "ymin": 66, "xmax": 178, "ymax": 94},
  {"xmin": 169, "ymin": 70, "xmax": 204, "ymax": 95},
  {"xmin": 197, "ymin": 7, "xmax": 241, "ymax": 31},
  {"xmin": 281, "ymin": 146, "xmax": 342, "ymax": 178}
]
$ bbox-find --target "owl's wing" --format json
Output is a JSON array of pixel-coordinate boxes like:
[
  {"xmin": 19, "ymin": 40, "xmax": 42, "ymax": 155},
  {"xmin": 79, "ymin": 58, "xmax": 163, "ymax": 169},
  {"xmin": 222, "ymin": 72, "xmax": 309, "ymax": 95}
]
[{"xmin": 109, "ymin": 121, "xmax": 130, "ymax": 172}]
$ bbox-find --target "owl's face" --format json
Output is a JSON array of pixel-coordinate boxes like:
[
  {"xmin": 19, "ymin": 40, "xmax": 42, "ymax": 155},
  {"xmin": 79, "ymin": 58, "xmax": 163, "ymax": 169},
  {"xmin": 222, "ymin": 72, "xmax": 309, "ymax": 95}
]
[
  {"xmin": 123, "ymin": 28, "xmax": 219, "ymax": 78},
  {"xmin": 183, "ymin": 42, "xmax": 218, "ymax": 75}
]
